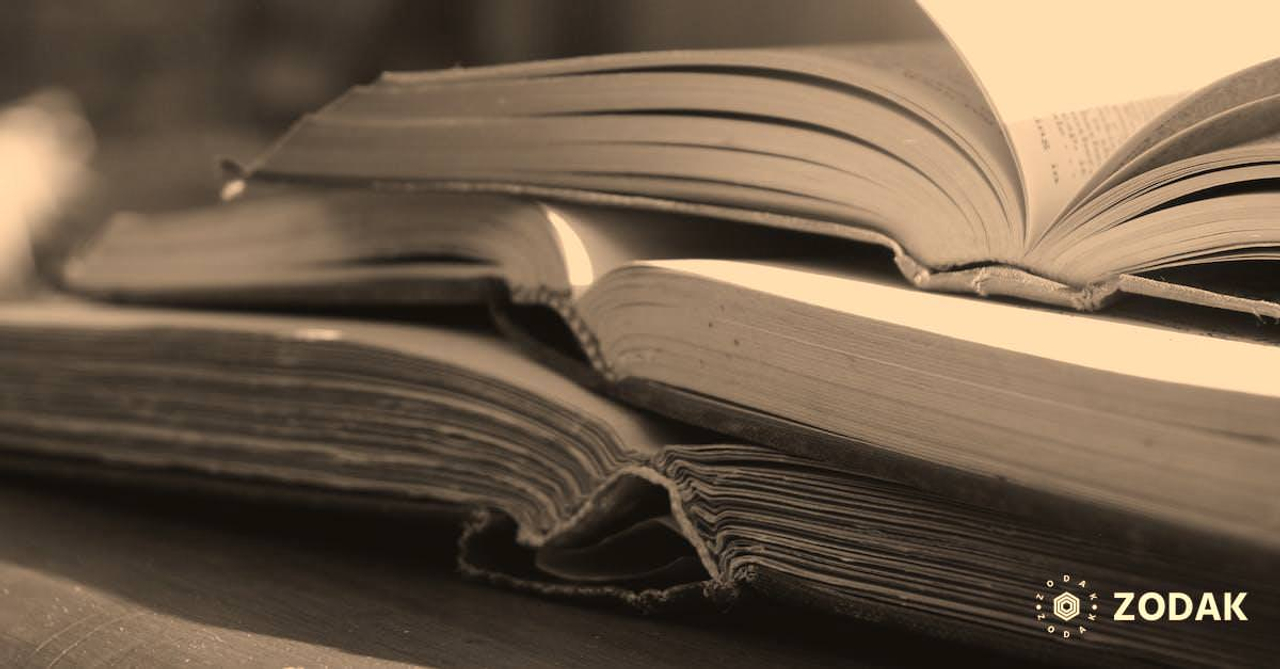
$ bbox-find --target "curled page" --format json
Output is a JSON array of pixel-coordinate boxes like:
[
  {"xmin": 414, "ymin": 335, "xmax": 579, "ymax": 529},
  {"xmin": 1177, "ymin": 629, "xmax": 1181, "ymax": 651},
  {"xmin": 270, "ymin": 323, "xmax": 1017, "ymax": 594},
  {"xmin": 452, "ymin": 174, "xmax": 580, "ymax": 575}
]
[{"xmin": 918, "ymin": 0, "xmax": 1280, "ymax": 238}]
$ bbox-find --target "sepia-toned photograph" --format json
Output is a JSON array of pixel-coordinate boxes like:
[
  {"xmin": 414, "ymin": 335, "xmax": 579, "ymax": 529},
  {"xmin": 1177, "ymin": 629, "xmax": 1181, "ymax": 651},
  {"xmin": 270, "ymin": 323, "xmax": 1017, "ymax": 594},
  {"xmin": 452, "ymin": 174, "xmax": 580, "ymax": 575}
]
[{"xmin": 0, "ymin": 1, "xmax": 1276, "ymax": 667}]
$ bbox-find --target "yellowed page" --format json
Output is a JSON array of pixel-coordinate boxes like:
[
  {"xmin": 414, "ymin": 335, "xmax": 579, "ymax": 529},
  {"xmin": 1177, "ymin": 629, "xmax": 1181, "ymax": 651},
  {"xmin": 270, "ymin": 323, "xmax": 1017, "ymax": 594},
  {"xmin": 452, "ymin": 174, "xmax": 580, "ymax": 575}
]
[
  {"xmin": 1001, "ymin": 95, "xmax": 1180, "ymax": 238},
  {"xmin": 918, "ymin": 0, "xmax": 1280, "ymax": 240},
  {"xmin": 645, "ymin": 258, "xmax": 1280, "ymax": 398}
]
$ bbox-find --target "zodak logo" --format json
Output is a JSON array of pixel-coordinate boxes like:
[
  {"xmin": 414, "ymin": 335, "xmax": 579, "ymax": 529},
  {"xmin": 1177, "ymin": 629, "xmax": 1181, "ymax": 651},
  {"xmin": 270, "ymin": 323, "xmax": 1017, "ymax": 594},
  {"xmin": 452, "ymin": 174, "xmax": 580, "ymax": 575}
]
[
  {"xmin": 1113, "ymin": 591, "xmax": 1247, "ymax": 622},
  {"xmin": 1035, "ymin": 574, "xmax": 1098, "ymax": 639},
  {"xmin": 1035, "ymin": 573, "xmax": 1248, "ymax": 640}
]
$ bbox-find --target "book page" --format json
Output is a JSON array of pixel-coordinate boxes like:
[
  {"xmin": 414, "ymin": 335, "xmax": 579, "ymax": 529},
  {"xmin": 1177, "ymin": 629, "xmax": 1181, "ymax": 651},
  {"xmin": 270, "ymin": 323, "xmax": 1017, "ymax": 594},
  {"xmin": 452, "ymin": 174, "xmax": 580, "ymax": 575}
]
[
  {"xmin": 1068, "ymin": 59, "xmax": 1280, "ymax": 215},
  {"xmin": 1003, "ymin": 95, "xmax": 1179, "ymax": 239},
  {"xmin": 641, "ymin": 258, "xmax": 1280, "ymax": 399},
  {"xmin": 917, "ymin": 0, "xmax": 1280, "ymax": 238},
  {"xmin": 0, "ymin": 298, "xmax": 681, "ymax": 454}
]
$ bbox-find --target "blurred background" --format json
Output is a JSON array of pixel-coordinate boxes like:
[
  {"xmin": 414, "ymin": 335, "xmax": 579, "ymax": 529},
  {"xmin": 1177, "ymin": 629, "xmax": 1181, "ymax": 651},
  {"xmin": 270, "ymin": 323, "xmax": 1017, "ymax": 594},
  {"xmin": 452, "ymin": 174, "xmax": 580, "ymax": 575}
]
[{"xmin": 0, "ymin": 0, "xmax": 935, "ymax": 290}]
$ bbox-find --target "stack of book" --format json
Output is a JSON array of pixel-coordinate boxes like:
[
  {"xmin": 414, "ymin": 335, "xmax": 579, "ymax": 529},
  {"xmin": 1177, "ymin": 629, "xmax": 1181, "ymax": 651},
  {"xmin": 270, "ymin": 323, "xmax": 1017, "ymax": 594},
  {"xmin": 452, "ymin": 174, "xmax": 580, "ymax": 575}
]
[{"xmin": 4, "ymin": 7, "xmax": 1279, "ymax": 665}]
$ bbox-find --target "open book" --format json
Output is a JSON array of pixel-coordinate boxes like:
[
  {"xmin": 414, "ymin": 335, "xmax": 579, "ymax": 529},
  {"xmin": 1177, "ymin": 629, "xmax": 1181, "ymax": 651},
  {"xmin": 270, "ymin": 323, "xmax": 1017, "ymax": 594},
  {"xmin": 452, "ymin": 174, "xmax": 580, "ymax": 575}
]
[
  {"xmin": 32, "ymin": 4, "xmax": 1280, "ymax": 661},
  {"xmin": 91, "ymin": 2, "xmax": 1277, "ymax": 316},
  {"xmin": 0, "ymin": 299, "xmax": 1274, "ymax": 666},
  {"xmin": 62, "ymin": 191, "xmax": 1280, "ymax": 557}
]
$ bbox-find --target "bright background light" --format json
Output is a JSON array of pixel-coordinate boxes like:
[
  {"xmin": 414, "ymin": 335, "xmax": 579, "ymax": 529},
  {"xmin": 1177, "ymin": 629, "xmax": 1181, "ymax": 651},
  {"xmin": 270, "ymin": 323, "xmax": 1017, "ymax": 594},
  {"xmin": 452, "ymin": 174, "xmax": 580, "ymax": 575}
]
[{"xmin": 0, "ymin": 90, "xmax": 93, "ymax": 297}]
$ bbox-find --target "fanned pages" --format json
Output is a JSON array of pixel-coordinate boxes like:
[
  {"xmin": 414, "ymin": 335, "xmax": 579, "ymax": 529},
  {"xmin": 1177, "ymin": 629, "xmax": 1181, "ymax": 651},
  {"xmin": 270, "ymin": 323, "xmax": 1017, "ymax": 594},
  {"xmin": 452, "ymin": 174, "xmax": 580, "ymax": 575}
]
[
  {"xmin": 130, "ymin": 2, "xmax": 1268, "ymax": 316},
  {"xmin": 59, "ymin": 191, "xmax": 1280, "ymax": 557},
  {"xmin": 14, "ymin": 4, "xmax": 1280, "ymax": 666},
  {"xmin": 0, "ymin": 299, "xmax": 1274, "ymax": 666}
]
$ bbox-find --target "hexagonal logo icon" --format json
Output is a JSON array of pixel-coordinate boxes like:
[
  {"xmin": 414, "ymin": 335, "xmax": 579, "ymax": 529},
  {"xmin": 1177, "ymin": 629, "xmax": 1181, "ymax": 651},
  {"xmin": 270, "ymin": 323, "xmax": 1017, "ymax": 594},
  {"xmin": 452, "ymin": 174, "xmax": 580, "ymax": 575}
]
[
  {"xmin": 1053, "ymin": 591, "xmax": 1081, "ymax": 622},
  {"xmin": 1035, "ymin": 574, "xmax": 1098, "ymax": 639}
]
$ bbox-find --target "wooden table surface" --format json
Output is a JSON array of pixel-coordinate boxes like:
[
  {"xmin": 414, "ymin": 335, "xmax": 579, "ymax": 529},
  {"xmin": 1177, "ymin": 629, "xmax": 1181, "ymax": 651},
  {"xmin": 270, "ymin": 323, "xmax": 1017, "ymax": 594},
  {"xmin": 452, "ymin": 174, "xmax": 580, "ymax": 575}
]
[{"xmin": 0, "ymin": 465, "xmax": 1019, "ymax": 668}]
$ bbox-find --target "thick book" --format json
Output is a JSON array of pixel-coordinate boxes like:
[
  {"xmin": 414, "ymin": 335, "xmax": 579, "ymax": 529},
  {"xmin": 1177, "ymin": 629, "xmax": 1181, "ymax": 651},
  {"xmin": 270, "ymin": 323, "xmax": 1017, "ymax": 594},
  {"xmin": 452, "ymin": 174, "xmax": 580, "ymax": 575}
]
[
  {"xmin": 54, "ymin": 5, "xmax": 1280, "ymax": 558},
  {"xmin": 123, "ymin": 7, "xmax": 1280, "ymax": 317},
  {"xmin": 62, "ymin": 192, "xmax": 1280, "ymax": 561},
  {"xmin": 0, "ymin": 299, "xmax": 1274, "ymax": 666},
  {"xmin": 30, "ymin": 4, "xmax": 1280, "ymax": 664}
]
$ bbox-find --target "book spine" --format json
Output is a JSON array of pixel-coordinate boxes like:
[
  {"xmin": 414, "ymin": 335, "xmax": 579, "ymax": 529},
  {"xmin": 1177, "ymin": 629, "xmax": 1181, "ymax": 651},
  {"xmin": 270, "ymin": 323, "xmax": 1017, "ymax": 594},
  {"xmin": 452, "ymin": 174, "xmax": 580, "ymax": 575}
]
[{"xmin": 894, "ymin": 252, "xmax": 1124, "ymax": 311}]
